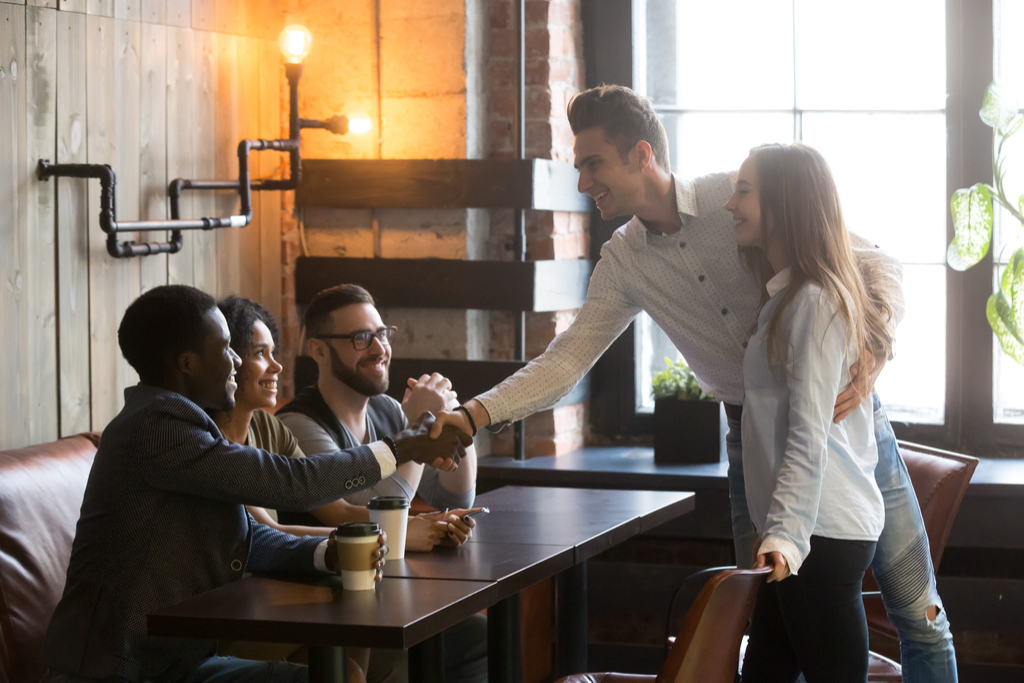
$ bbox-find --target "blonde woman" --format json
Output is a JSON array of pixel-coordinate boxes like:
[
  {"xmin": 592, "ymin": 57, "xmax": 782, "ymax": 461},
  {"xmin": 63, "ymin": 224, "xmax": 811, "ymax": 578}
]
[{"xmin": 725, "ymin": 143, "xmax": 892, "ymax": 683}]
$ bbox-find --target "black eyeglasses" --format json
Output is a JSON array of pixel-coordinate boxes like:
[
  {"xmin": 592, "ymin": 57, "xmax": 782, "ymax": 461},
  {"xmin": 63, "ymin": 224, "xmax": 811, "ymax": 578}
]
[{"xmin": 317, "ymin": 326, "xmax": 397, "ymax": 351}]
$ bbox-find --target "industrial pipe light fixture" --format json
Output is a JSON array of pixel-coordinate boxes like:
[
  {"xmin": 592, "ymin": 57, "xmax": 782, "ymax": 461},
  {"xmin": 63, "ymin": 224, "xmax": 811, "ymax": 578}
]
[{"xmin": 37, "ymin": 24, "xmax": 365, "ymax": 259}]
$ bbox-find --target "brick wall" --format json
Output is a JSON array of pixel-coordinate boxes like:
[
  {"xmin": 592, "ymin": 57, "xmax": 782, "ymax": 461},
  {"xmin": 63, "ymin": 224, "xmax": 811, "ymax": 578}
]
[
  {"xmin": 277, "ymin": 0, "xmax": 589, "ymax": 459},
  {"xmin": 487, "ymin": 0, "xmax": 589, "ymax": 457}
]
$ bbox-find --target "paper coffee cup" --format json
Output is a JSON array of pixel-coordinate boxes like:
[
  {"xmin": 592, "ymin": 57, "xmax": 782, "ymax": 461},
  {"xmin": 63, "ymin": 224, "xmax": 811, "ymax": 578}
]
[
  {"xmin": 335, "ymin": 522, "xmax": 381, "ymax": 591},
  {"xmin": 367, "ymin": 496, "xmax": 411, "ymax": 560}
]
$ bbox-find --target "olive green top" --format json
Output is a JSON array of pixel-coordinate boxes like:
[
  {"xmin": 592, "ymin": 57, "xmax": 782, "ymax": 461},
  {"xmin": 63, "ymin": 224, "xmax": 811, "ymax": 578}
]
[{"xmin": 246, "ymin": 408, "xmax": 305, "ymax": 459}]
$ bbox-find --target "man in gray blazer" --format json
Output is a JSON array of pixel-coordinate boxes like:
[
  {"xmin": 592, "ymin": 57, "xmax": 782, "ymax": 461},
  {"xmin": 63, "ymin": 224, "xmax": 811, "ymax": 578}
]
[{"xmin": 41, "ymin": 285, "xmax": 471, "ymax": 683}]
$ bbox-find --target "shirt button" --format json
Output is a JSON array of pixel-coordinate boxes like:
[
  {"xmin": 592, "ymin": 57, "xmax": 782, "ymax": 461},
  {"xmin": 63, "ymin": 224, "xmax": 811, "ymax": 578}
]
[
  {"xmin": 231, "ymin": 559, "xmax": 243, "ymax": 572},
  {"xmin": 698, "ymin": 275, "xmax": 705, "ymax": 282},
  {"xmin": 721, "ymin": 308, "xmax": 728, "ymax": 315},
  {"xmin": 679, "ymin": 242, "xmax": 686, "ymax": 249},
  {"xmin": 743, "ymin": 341, "xmax": 748, "ymax": 349}
]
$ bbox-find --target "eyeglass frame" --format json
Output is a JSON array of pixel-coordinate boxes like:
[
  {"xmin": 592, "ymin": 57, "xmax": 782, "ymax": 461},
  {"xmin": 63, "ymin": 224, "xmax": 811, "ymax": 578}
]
[{"xmin": 315, "ymin": 326, "xmax": 397, "ymax": 351}]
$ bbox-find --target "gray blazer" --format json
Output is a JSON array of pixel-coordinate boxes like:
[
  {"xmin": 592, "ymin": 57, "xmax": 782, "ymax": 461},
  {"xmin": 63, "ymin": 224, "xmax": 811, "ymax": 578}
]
[{"xmin": 41, "ymin": 385, "xmax": 383, "ymax": 683}]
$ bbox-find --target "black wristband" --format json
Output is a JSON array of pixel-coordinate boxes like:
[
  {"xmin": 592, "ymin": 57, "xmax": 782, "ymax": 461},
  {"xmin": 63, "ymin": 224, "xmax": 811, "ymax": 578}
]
[
  {"xmin": 382, "ymin": 435, "xmax": 399, "ymax": 460},
  {"xmin": 455, "ymin": 405, "xmax": 478, "ymax": 437}
]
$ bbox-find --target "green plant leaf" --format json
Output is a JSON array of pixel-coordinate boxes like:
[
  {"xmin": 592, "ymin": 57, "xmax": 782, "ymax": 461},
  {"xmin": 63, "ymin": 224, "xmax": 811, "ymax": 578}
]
[
  {"xmin": 980, "ymin": 81, "xmax": 1019, "ymax": 133},
  {"xmin": 988, "ymin": 247, "xmax": 1024, "ymax": 365},
  {"xmin": 947, "ymin": 184, "xmax": 993, "ymax": 270},
  {"xmin": 1005, "ymin": 114, "xmax": 1024, "ymax": 138}
]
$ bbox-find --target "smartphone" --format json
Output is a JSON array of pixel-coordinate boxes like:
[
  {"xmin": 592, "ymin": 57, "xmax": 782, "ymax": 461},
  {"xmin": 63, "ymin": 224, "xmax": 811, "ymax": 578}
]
[{"xmin": 462, "ymin": 507, "xmax": 489, "ymax": 522}]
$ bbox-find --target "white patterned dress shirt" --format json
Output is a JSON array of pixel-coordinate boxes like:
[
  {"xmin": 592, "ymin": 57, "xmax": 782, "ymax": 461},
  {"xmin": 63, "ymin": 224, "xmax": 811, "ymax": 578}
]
[{"xmin": 476, "ymin": 172, "xmax": 905, "ymax": 424}]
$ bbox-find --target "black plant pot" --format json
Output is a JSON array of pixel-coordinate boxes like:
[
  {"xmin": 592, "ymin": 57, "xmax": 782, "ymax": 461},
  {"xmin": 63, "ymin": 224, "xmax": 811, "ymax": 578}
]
[{"xmin": 653, "ymin": 399, "xmax": 723, "ymax": 465}]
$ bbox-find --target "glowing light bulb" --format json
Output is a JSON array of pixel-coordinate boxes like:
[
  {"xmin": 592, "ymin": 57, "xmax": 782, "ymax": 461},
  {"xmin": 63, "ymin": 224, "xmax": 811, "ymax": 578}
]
[
  {"xmin": 348, "ymin": 113, "xmax": 373, "ymax": 135},
  {"xmin": 279, "ymin": 25, "xmax": 312, "ymax": 64}
]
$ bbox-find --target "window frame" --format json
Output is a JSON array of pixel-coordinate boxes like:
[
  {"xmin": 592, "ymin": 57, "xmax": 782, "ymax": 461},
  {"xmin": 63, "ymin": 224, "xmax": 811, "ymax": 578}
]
[{"xmin": 583, "ymin": 0, "xmax": 1024, "ymax": 457}]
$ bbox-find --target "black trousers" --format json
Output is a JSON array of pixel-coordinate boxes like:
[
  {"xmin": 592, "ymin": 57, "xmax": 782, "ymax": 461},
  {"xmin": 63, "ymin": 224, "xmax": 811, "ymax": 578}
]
[{"xmin": 741, "ymin": 535, "xmax": 877, "ymax": 683}]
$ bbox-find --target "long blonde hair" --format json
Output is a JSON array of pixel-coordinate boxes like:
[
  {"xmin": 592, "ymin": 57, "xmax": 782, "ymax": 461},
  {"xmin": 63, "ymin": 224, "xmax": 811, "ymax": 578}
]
[{"xmin": 741, "ymin": 143, "xmax": 893, "ymax": 369}]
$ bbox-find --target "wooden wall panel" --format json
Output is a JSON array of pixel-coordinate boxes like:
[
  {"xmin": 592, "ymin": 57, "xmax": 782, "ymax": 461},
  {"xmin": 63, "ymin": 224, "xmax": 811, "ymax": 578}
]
[
  {"xmin": 113, "ymin": 0, "xmax": 139, "ymax": 21},
  {"xmin": 24, "ymin": 6, "xmax": 58, "ymax": 444},
  {"xmin": 0, "ymin": 4, "xmax": 28, "ymax": 449},
  {"xmin": 214, "ymin": 0, "xmax": 236, "ymax": 36},
  {"xmin": 0, "ymin": 0, "xmax": 282, "ymax": 443},
  {"xmin": 258, "ymin": 38, "xmax": 280, "ymax": 322},
  {"xmin": 139, "ymin": 19, "xmax": 167, "ymax": 292},
  {"xmin": 192, "ymin": 27, "xmax": 217, "ymax": 292},
  {"xmin": 140, "ymin": 0, "xmax": 162, "ymax": 24},
  {"xmin": 189, "ymin": 0, "xmax": 211, "ymax": 32},
  {"xmin": 165, "ymin": 0, "xmax": 186, "ymax": 27},
  {"xmin": 55, "ymin": 9, "xmax": 90, "ymax": 436},
  {"xmin": 214, "ymin": 32, "xmax": 239, "ymax": 298},
  {"xmin": 58, "ymin": 1, "xmax": 87, "ymax": 13},
  {"xmin": 166, "ymin": 23, "xmax": 193, "ymax": 285},
  {"xmin": 87, "ymin": 0, "xmax": 112, "ymax": 17}
]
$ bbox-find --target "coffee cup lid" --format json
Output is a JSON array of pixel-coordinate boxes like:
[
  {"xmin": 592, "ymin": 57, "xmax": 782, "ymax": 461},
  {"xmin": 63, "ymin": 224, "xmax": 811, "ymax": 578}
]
[
  {"xmin": 368, "ymin": 496, "xmax": 411, "ymax": 510},
  {"xmin": 335, "ymin": 522, "xmax": 381, "ymax": 537}
]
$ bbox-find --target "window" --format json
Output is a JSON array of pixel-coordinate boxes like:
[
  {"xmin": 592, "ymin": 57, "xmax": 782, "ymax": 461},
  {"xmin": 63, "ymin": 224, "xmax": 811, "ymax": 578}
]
[
  {"xmin": 993, "ymin": 0, "xmax": 1024, "ymax": 424},
  {"xmin": 584, "ymin": 0, "xmax": 1024, "ymax": 454},
  {"xmin": 636, "ymin": 0, "xmax": 946, "ymax": 423}
]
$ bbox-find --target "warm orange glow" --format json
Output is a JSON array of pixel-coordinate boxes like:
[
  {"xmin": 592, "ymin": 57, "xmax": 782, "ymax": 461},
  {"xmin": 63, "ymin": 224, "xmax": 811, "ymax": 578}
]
[
  {"xmin": 347, "ymin": 113, "xmax": 373, "ymax": 135},
  {"xmin": 279, "ymin": 25, "xmax": 312, "ymax": 64}
]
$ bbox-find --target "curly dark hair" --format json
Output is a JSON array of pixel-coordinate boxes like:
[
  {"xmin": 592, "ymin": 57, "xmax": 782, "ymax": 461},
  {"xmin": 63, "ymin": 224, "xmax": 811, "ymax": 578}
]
[
  {"xmin": 118, "ymin": 285, "xmax": 217, "ymax": 385},
  {"xmin": 567, "ymin": 84, "xmax": 671, "ymax": 172},
  {"xmin": 217, "ymin": 296, "xmax": 281, "ymax": 358}
]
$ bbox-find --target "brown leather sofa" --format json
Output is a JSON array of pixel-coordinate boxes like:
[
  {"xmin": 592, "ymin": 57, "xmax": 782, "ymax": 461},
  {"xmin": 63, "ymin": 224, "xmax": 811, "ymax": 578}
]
[{"xmin": 0, "ymin": 433, "xmax": 100, "ymax": 683}]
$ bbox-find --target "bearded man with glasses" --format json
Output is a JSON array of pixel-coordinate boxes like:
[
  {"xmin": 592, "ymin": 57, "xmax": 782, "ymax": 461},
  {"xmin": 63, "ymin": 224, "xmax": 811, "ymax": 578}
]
[{"xmin": 276, "ymin": 284, "xmax": 484, "ymax": 683}]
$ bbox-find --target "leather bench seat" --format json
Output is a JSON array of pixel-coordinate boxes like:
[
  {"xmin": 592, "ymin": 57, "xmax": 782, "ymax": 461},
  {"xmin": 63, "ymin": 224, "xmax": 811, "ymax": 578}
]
[{"xmin": 0, "ymin": 434, "xmax": 100, "ymax": 683}]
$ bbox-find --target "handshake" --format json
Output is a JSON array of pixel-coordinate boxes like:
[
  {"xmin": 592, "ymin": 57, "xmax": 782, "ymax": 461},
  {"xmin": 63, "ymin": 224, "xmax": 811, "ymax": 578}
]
[{"xmin": 391, "ymin": 412, "xmax": 474, "ymax": 471}]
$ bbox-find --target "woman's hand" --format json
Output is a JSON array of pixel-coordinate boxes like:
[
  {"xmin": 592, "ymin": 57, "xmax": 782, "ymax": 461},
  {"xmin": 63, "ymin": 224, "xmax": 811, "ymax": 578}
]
[
  {"xmin": 404, "ymin": 514, "xmax": 450, "ymax": 552},
  {"xmin": 755, "ymin": 550, "xmax": 790, "ymax": 583},
  {"xmin": 431, "ymin": 508, "xmax": 478, "ymax": 547},
  {"xmin": 326, "ymin": 530, "xmax": 389, "ymax": 582}
]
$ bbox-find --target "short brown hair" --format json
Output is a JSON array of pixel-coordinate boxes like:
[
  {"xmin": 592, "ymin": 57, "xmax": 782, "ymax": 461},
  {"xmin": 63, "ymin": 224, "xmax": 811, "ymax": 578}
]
[
  {"xmin": 304, "ymin": 284, "xmax": 375, "ymax": 339},
  {"xmin": 567, "ymin": 85, "xmax": 670, "ymax": 172}
]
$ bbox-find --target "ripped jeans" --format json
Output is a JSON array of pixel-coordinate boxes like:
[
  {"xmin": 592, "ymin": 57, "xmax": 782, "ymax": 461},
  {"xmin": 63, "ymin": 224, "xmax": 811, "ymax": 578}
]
[{"xmin": 727, "ymin": 394, "xmax": 958, "ymax": 683}]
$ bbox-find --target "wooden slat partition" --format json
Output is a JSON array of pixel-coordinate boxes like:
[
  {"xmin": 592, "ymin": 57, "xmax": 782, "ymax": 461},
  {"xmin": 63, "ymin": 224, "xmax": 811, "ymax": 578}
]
[
  {"xmin": 295, "ymin": 158, "xmax": 591, "ymax": 213},
  {"xmin": 140, "ymin": 20, "xmax": 169, "ymax": 291},
  {"xmin": 295, "ymin": 256, "xmax": 594, "ymax": 312}
]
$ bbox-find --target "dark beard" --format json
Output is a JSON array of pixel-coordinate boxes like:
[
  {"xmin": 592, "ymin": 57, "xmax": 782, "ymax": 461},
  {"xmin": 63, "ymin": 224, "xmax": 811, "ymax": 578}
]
[{"xmin": 328, "ymin": 344, "xmax": 389, "ymax": 397}]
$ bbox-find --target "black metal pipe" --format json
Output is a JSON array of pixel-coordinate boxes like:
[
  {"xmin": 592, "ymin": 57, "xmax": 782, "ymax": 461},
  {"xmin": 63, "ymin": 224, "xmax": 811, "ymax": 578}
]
[{"xmin": 286, "ymin": 63, "xmax": 303, "ymax": 187}]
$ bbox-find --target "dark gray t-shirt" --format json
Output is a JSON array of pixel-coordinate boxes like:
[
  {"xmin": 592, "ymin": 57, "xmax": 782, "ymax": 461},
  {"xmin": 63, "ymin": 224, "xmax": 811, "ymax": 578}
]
[{"xmin": 278, "ymin": 395, "xmax": 474, "ymax": 509}]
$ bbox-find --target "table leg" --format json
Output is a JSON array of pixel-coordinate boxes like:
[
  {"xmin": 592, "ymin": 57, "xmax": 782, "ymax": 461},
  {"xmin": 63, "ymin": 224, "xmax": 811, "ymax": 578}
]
[
  {"xmin": 556, "ymin": 560, "xmax": 588, "ymax": 677},
  {"xmin": 487, "ymin": 592, "xmax": 522, "ymax": 683},
  {"xmin": 409, "ymin": 632, "xmax": 447, "ymax": 683},
  {"xmin": 308, "ymin": 645, "xmax": 349, "ymax": 683}
]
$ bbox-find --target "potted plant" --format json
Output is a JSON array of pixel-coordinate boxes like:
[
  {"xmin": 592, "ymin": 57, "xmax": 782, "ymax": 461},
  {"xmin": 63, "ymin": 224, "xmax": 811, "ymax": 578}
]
[{"xmin": 651, "ymin": 357, "xmax": 721, "ymax": 464}]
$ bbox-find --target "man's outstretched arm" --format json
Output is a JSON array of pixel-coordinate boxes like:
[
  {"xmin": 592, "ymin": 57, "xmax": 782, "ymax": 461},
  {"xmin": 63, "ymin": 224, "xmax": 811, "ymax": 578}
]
[{"xmin": 432, "ymin": 251, "xmax": 642, "ymax": 436}]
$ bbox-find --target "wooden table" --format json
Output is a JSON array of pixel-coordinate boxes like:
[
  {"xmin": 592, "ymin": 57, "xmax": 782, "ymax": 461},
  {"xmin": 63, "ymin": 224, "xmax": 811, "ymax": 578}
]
[{"xmin": 149, "ymin": 487, "xmax": 695, "ymax": 683}]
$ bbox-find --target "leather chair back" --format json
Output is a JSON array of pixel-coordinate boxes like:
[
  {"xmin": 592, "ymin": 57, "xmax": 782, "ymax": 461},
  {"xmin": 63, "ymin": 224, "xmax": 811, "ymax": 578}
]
[
  {"xmin": 659, "ymin": 566, "xmax": 770, "ymax": 683},
  {"xmin": 0, "ymin": 434, "xmax": 99, "ymax": 683}
]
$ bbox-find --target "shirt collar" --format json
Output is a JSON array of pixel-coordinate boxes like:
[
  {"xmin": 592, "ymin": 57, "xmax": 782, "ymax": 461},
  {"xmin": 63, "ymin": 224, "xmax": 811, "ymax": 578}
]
[
  {"xmin": 766, "ymin": 267, "xmax": 791, "ymax": 298},
  {"xmin": 623, "ymin": 174, "xmax": 698, "ymax": 250}
]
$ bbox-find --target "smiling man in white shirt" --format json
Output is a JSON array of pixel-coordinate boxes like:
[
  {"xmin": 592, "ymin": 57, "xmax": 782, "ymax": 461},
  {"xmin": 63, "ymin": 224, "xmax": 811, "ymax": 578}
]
[{"xmin": 431, "ymin": 84, "xmax": 957, "ymax": 682}]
